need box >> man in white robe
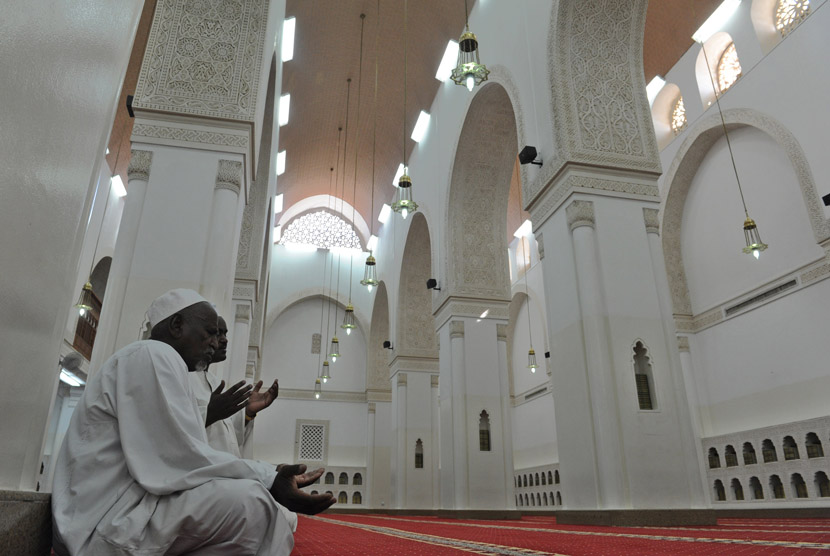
[52,289,334,555]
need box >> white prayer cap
[146,288,210,328]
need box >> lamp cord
[370,0,379,243]
[403,0,408,168]
[514,160,533,350]
[348,14,366,302]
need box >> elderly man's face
[212,316,229,363]
[178,302,220,372]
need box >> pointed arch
[368,281,391,392]
[396,213,437,357]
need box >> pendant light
[361,1,382,293]
[450,0,490,91]
[695,3,768,259]
[314,378,322,399]
[328,336,340,362]
[391,0,419,220]
[341,303,357,335]
[321,360,331,383]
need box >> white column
[497,324,516,509]
[226,301,252,385]
[366,403,376,508]
[567,199,627,508]
[449,321,468,508]
[200,160,243,319]
[394,373,407,509]
[430,374,440,509]
[91,151,153,374]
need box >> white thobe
[189,370,298,531]
[51,340,293,556]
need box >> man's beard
[194,360,209,373]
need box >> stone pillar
[430,375,440,509]
[393,372,407,509]
[200,160,244,319]
[226,301,253,386]
[446,320,468,508]
[366,402,376,508]
[566,199,626,508]
[496,323,516,509]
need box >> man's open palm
[246,379,279,416]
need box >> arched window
[783,436,800,460]
[338,491,348,504]
[536,493,541,506]
[353,473,363,485]
[805,432,824,458]
[762,439,778,463]
[743,442,757,465]
[671,95,687,135]
[708,447,721,469]
[541,473,546,486]
[714,480,726,501]
[516,495,521,507]
[352,492,362,505]
[415,439,424,469]
[325,491,333,497]
[555,470,560,484]
[524,494,529,506]
[716,43,742,95]
[633,341,655,410]
[531,494,535,507]
[535,473,540,486]
[479,410,491,451]
[749,476,764,500]
[725,445,738,467]
[556,492,562,505]
[775,0,810,36]
[792,473,808,498]
[543,492,548,506]
[338,472,348,485]
[311,490,319,495]
[550,492,555,505]
[548,471,553,484]
[731,478,744,501]
[815,471,830,497]
[770,475,785,499]
[523,475,527,488]
[324,472,334,484]
[279,210,362,250]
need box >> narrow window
[311,490,319,495]
[479,410,491,451]
[516,495,520,507]
[524,493,529,506]
[415,439,424,469]
[783,436,800,460]
[670,95,687,135]
[749,476,764,500]
[338,472,348,485]
[633,341,655,410]
[762,439,778,463]
[815,471,830,497]
[541,473,546,485]
[544,492,548,506]
[536,493,541,506]
[556,492,562,505]
[708,447,721,469]
[550,491,555,505]
[714,480,726,501]
[725,445,738,467]
[338,491,348,504]
[324,472,334,484]
[792,473,808,498]
[555,470,560,484]
[352,491,362,504]
[770,475,785,499]
[716,42,742,95]
[523,475,527,488]
[535,473,540,486]
[743,442,757,465]
[548,471,553,484]
[353,473,363,485]
[731,478,744,501]
[805,432,824,458]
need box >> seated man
[52,289,334,555]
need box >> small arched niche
[695,32,742,108]
[652,83,686,150]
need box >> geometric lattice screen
[295,419,329,465]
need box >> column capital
[127,149,153,182]
[496,323,509,341]
[677,335,690,352]
[235,302,252,323]
[566,199,595,231]
[431,375,439,388]
[536,231,545,260]
[450,320,465,339]
[368,402,376,414]
[215,159,242,194]
[643,207,660,235]
[397,373,407,387]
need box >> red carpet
[292,514,830,555]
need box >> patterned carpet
[292,514,830,555]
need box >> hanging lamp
[74,282,95,316]
[450,0,490,91]
[314,378,322,399]
[329,336,340,362]
[695,3,768,259]
[360,255,379,292]
[527,348,539,371]
[321,360,330,383]
[341,303,357,335]
[391,0,419,220]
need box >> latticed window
[783,436,800,460]
[279,210,361,250]
[775,0,810,36]
[708,447,721,469]
[415,439,424,469]
[714,480,726,501]
[324,472,334,485]
[743,442,757,465]
[725,445,738,467]
[770,475,785,499]
[479,410,491,451]
[792,473,808,498]
[816,471,830,497]
[731,478,744,501]
[762,439,778,462]
[352,491,362,504]
[353,473,362,486]
[805,432,824,458]
[338,472,348,485]
[338,491,348,504]
[633,342,655,410]
[298,423,325,461]
[670,96,687,135]
[717,43,742,95]
[750,476,764,500]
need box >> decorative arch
[277,194,371,246]
[661,108,830,317]
[264,288,369,339]
[446,82,518,301]
[89,256,112,299]
[367,281,391,392]
[396,213,437,357]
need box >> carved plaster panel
[397,373,407,387]
[431,375,439,388]
[133,0,269,123]
[643,207,660,235]
[566,200,595,231]
[368,402,376,414]
[662,108,830,319]
[235,303,252,322]
[496,323,508,341]
[389,356,440,376]
[281,389,367,403]
[543,0,659,209]
[398,215,439,358]
[535,232,545,260]
[232,280,256,301]
[434,298,510,330]
[449,320,465,339]
[677,335,690,352]
[215,159,242,193]
[131,122,249,149]
[127,149,153,182]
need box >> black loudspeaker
[426,278,441,290]
[823,193,830,206]
[383,340,393,349]
[519,145,542,166]
[126,95,135,118]
[544,351,551,358]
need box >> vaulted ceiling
[108,0,723,235]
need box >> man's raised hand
[270,464,335,515]
[246,379,279,417]
[205,380,252,427]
